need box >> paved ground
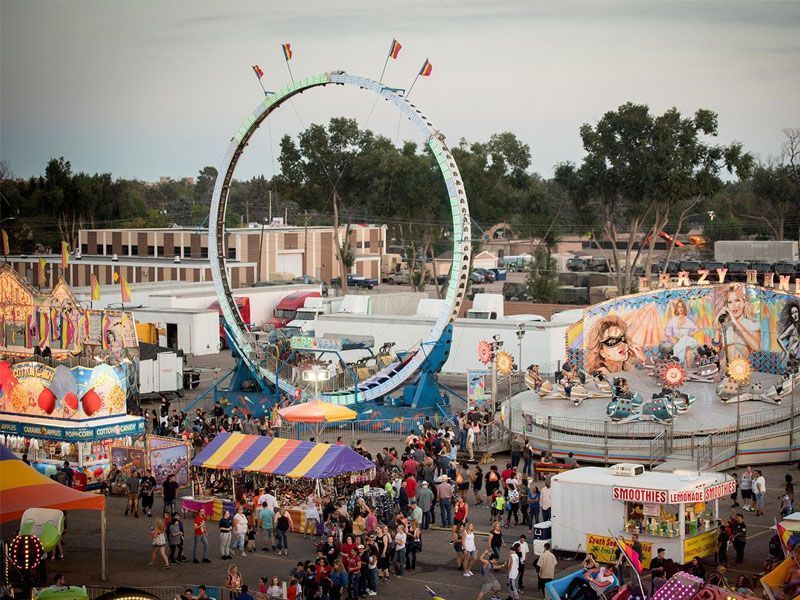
[4,454,795,599]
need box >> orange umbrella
[278,399,357,423]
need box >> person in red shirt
[192,509,210,563]
[501,464,515,485]
[405,474,418,501]
[346,547,362,600]
[403,456,419,478]
[341,534,357,558]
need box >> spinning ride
[209,72,471,405]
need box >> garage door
[275,253,303,277]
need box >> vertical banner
[467,370,488,407]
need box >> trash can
[490,268,507,281]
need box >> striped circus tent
[190,432,373,479]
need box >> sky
[2,0,799,182]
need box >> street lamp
[302,367,331,402]
[515,323,526,370]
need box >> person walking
[488,522,504,560]
[258,501,274,551]
[517,535,530,591]
[148,518,171,569]
[125,468,140,518]
[406,520,421,572]
[731,513,747,564]
[437,476,454,528]
[537,543,558,596]
[275,506,293,556]
[507,542,521,600]
[416,481,434,530]
[740,467,754,511]
[168,512,186,564]
[225,564,242,600]
[472,465,484,506]
[139,469,157,518]
[753,470,767,516]
[163,474,179,515]
[505,483,520,528]
[717,520,729,565]
[462,522,477,577]
[219,509,233,560]
[522,439,534,477]
[192,508,211,564]
[510,436,523,470]
[476,550,503,600]
[393,524,407,578]
[232,506,248,556]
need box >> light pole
[303,366,331,402]
[515,323,526,371]
[490,335,503,414]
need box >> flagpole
[285,60,295,85]
[378,54,390,84]
[405,73,421,99]
[257,78,268,96]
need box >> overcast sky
[2,0,799,182]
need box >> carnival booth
[551,464,735,565]
[0,266,144,489]
[186,432,374,528]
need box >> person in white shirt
[257,489,278,511]
[232,507,249,556]
[516,535,530,591]
[540,481,553,522]
[394,524,407,577]
[753,470,767,516]
[507,542,521,600]
[462,522,477,576]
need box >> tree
[526,245,561,302]
[556,103,752,294]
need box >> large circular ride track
[209,71,471,404]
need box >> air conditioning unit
[174,255,181,263]
[111,254,119,262]
[609,463,645,477]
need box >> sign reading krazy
[703,480,737,501]
[612,486,668,504]
[642,269,800,294]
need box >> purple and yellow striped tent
[190,432,373,479]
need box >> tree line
[1,103,797,297]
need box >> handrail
[649,430,666,469]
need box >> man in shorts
[476,549,503,600]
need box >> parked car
[330,274,377,289]
[503,282,532,301]
[748,261,772,274]
[473,268,496,283]
[470,270,486,284]
[773,262,797,278]
[566,257,589,272]
[678,260,701,275]
[726,261,748,282]
[386,270,431,285]
[702,261,726,273]
[588,257,610,272]
[654,260,680,275]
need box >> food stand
[186,432,374,528]
[551,464,735,565]
[0,266,144,489]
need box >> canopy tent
[279,400,357,423]
[0,444,108,580]
[191,432,373,478]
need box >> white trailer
[139,345,184,397]
[313,301,569,375]
[132,307,220,356]
[551,465,734,565]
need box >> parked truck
[714,240,799,262]
[286,296,345,334]
[466,293,505,320]
[266,290,321,329]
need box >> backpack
[488,471,499,483]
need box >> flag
[1,230,8,256]
[282,43,293,61]
[776,522,800,555]
[252,65,264,80]
[37,308,49,349]
[419,58,432,77]
[61,241,69,269]
[120,272,132,303]
[616,538,643,573]
[38,257,47,287]
[101,311,110,350]
[91,272,101,301]
[388,38,402,59]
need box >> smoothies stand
[551,463,735,565]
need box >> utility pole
[269,189,273,224]
[303,210,309,278]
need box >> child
[490,491,506,524]
[780,492,794,518]
[246,523,257,552]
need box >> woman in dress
[665,299,700,366]
[713,284,760,364]
[148,518,170,568]
[377,525,392,583]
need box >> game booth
[550,464,735,565]
[185,432,374,528]
[0,266,144,489]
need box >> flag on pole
[388,39,402,59]
[777,522,800,555]
[252,65,264,80]
[91,272,101,301]
[419,58,432,77]
[615,537,643,573]
[61,241,69,270]
[38,257,47,287]
[282,43,293,61]
[1,230,9,256]
[120,273,132,303]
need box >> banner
[0,415,144,441]
[467,370,488,405]
[585,533,652,568]
[111,445,146,476]
[146,436,190,489]
[683,529,718,559]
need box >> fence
[86,586,284,600]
